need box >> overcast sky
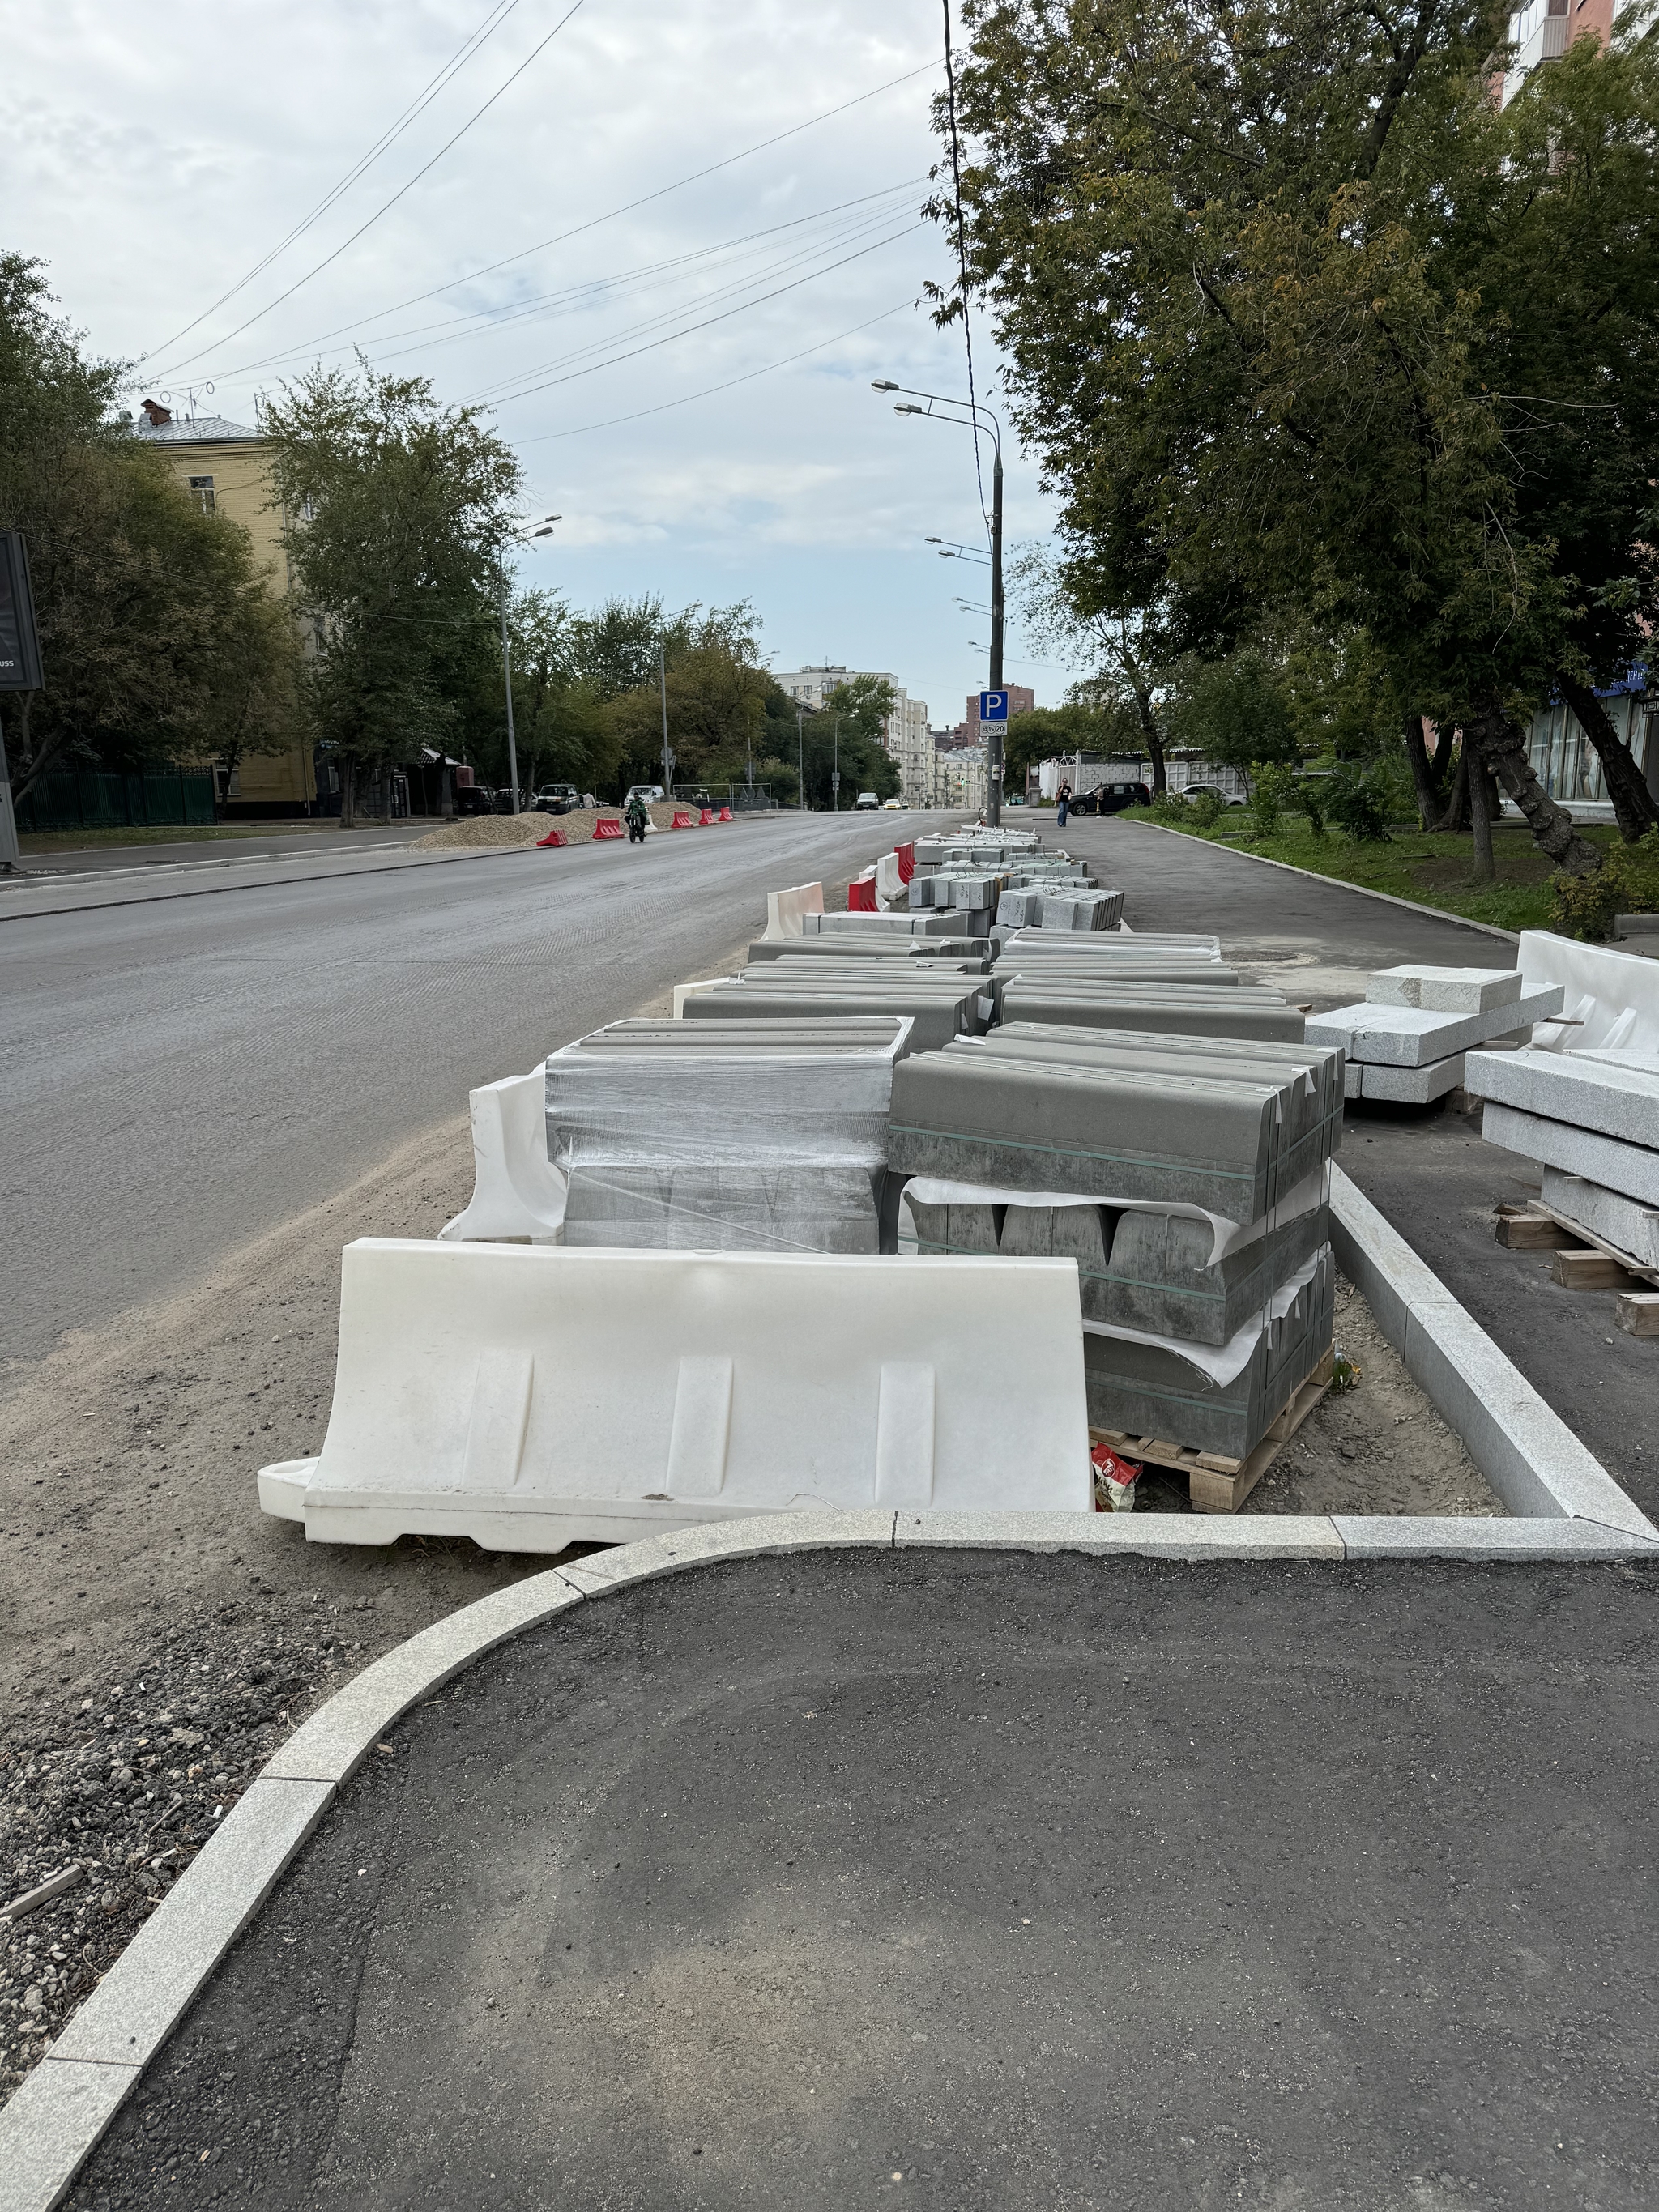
[3,0,1065,727]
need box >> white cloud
[2,0,1058,719]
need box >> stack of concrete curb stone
[886,1016,1344,1457]
[1463,1046,1659,1224]
[681,956,992,1052]
[546,1016,913,1252]
[1307,965,1566,1105]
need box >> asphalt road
[0,812,956,1365]
[69,1549,1659,2212]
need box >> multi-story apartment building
[773,664,940,803]
[1500,0,1623,105]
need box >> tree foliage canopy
[944,1,1659,863]
[0,254,301,799]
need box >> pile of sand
[416,802,719,850]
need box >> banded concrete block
[1352,1053,1465,1106]
[998,982,1304,1044]
[562,1162,883,1254]
[684,982,982,1052]
[889,1053,1307,1221]
[1082,1249,1334,1457]
[1038,888,1124,931]
[997,889,1044,927]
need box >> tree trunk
[1440,740,1469,833]
[1404,714,1444,829]
[339,757,357,831]
[1465,698,1601,876]
[1554,673,1659,843]
[1468,742,1494,881]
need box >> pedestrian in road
[625,791,650,845]
[1056,780,1072,829]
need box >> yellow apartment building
[132,399,317,814]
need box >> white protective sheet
[898,1163,1328,1268]
[1079,1247,1329,1390]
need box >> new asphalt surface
[67,1548,1659,2211]
[0,810,955,1364]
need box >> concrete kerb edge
[1123,819,1521,944]
[8,1447,1658,2206]
[1328,1163,1657,1537]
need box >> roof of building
[131,411,262,445]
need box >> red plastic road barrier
[671,810,697,829]
[698,808,716,825]
[535,827,568,848]
[592,817,625,840]
[894,842,916,884]
[847,874,879,911]
[719,806,733,820]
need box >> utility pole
[832,714,839,811]
[796,706,805,810]
[987,447,1004,828]
[498,556,520,812]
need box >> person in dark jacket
[1056,780,1072,829]
[625,791,650,844]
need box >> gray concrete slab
[1542,1168,1659,1267]
[1367,964,1522,1012]
[1482,1102,1659,1206]
[62,1549,1659,2212]
[1463,1046,1659,1148]
[1308,986,1564,1068]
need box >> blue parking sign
[979,689,1009,722]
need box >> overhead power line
[145,0,530,361]
[153,0,590,378]
[518,296,921,441]
[173,56,942,384]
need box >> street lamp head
[893,403,924,416]
[532,526,556,537]
[924,536,943,543]
[871,380,900,392]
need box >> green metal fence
[15,768,218,834]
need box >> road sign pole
[987,448,1004,826]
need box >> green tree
[941,0,1659,879]
[0,254,301,803]
[262,360,522,825]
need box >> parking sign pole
[987,448,1004,825]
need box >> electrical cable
[174,58,941,383]
[152,0,589,378]
[204,179,924,381]
[461,205,923,406]
[145,0,529,361]
[518,295,920,441]
[472,224,922,411]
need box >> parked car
[1182,782,1247,808]
[454,784,497,816]
[854,791,880,810]
[623,783,666,809]
[1071,780,1152,816]
[531,782,582,814]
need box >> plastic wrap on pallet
[562,1163,884,1254]
[545,1029,904,1171]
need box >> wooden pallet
[1495,1200,1659,1290]
[1091,1345,1337,1515]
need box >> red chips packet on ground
[1090,1440,1142,1514]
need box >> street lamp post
[796,705,805,810]
[499,514,559,812]
[875,383,1005,825]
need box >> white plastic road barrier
[763,881,826,940]
[258,1239,1090,1548]
[1520,927,1659,1055]
[875,851,906,906]
[438,1071,567,1244]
